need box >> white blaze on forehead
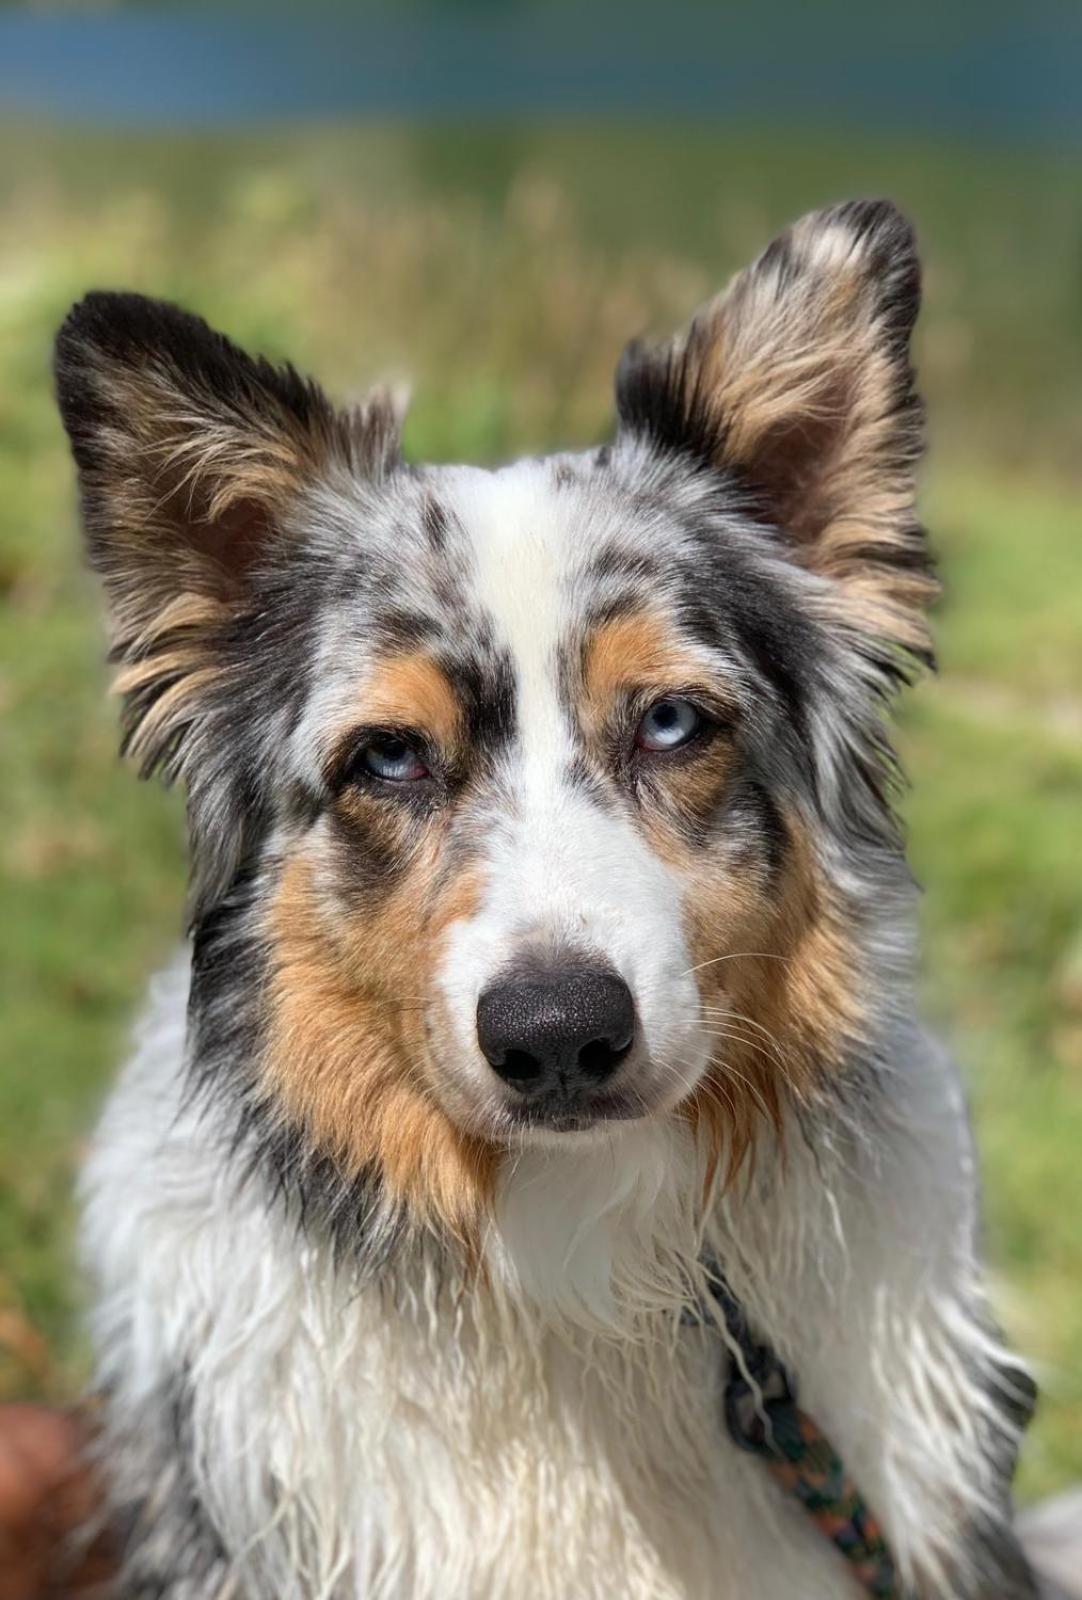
[445,461,579,780]
[434,463,708,1126]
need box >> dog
[54,199,1037,1599]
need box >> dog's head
[56,200,933,1248]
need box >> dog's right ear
[55,292,400,781]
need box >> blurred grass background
[0,119,1079,1501]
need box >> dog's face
[56,200,934,1242]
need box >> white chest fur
[80,961,1017,1600]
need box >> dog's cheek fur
[669,809,862,1183]
[259,837,498,1252]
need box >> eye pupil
[635,696,702,753]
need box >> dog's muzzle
[476,954,636,1129]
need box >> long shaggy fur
[58,200,1036,1599]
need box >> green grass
[0,122,1079,1501]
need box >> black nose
[477,962,635,1096]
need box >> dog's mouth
[501,1085,646,1136]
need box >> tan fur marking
[680,813,861,1184]
[121,667,223,762]
[634,206,937,661]
[582,611,711,721]
[107,590,233,768]
[262,855,496,1248]
[360,653,462,749]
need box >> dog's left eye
[634,697,702,753]
[358,734,430,783]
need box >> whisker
[699,1010,793,1065]
[704,1062,773,1121]
[697,1024,788,1069]
[681,951,792,978]
[700,1006,787,1048]
[665,1049,772,1123]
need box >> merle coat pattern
[55,200,1036,1599]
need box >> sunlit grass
[0,123,1079,1501]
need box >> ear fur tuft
[55,293,403,913]
[616,200,935,671]
[55,292,402,786]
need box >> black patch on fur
[614,337,728,473]
[421,492,451,553]
[188,869,408,1272]
[371,606,444,652]
[565,753,618,812]
[832,198,922,344]
[586,541,661,589]
[736,778,789,878]
[100,1369,233,1599]
[446,644,518,770]
[672,526,820,747]
[240,1109,403,1277]
[326,805,417,904]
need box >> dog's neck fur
[81,955,1034,1600]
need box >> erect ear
[616,200,935,669]
[55,292,401,780]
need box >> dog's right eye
[354,734,430,784]
[634,697,702,753]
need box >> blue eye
[635,697,702,753]
[360,734,429,783]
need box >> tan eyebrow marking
[585,610,698,695]
[359,651,463,745]
[580,609,734,732]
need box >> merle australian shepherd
[54,200,1037,1599]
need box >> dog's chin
[456,1077,702,1153]
[501,1091,648,1148]
[445,1092,651,1152]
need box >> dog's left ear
[616,199,935,667]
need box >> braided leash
[708,1276,908,1600]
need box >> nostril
[499,1048,544,1083]
[576,1036,632,1080]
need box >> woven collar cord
[702,1270,911,1600]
